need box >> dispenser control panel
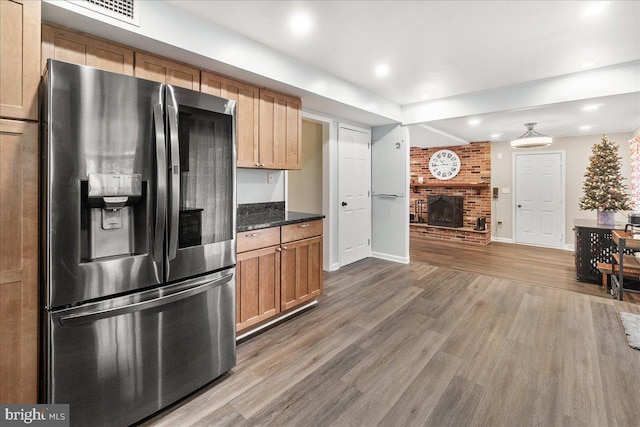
[88,173,142,197]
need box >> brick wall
[410,142,491,244]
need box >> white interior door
[514,152,564,248]
[338,125,371,266]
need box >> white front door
[338,125,371,266]
[514,152,564,248]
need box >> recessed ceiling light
[468,118,481,126]
[583,103,605,111]
[289,12,313,37]
[581,61,597,69]
[580,125,593,131]
[490,133,502,138]
[374,63,390,78]
[584,2,609,17]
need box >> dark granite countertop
[237,202,324,232]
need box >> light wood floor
[410,236,640,303]
[144,239,640,426]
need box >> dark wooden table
[611,229,640,300]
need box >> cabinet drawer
[281,220,322,243]
[237,227,280,253]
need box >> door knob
[342,202,347,207]
[517,204,522,208]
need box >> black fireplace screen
[427,195,463,227]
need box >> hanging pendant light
[511,123,553,148]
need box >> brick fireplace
[410,142,491,244]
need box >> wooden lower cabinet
[236,246,281,333]
[0,120,38,403]
[280,236,323,311]
[236,220,323,333]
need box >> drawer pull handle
[300,224,310,228]
[276,247,282,252]
[282,246,288,250]
[247,233,260,237]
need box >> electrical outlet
[267,172,274,184]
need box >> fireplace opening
[427,195,463,227]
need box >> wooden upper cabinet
[200,71,224,97]
[202,71,260,168]
[259,89,302,170]
[0,119,39,403]
[135,52,200,90]
[41,24,134,76]
[0,0,40,121]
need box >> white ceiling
[423,92,640,146]
[167,0,640,146]
[169,1,638,102]
[50,0,637,146]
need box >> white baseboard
[491,237,514,243]
[330,262,341,271]
[372,251,410,264]
[491,237,574,252]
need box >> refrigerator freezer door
[165,85,237,282]
[43,60,164,308]
[46,269,236,427]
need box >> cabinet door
[0,120,38,402]
[281,236,322,311]
[0,0,40,120]
[236,246,281,332]
[135,52,200,90]
[202,72,260,168]
[259,89,302,170]
[41,24,134,76]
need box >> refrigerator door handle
[167,102,180,260]
[58,273,233,326]
[153,102,167,263]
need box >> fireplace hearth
[427,195,463,227]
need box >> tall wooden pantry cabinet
[0,0,41,403]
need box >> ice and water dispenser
[83,172,147,260]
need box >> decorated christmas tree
[579,135,630,219]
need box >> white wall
[237,169,285,204]
[371,125,410,263]
[491,131,633,247]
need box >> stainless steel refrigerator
[40,59,237,426]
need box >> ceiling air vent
[67,0,139,26]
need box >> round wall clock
[429,149,461,180]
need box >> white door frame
[297,110,339,271]
[511,150,566,248]
[338,122,372,267]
